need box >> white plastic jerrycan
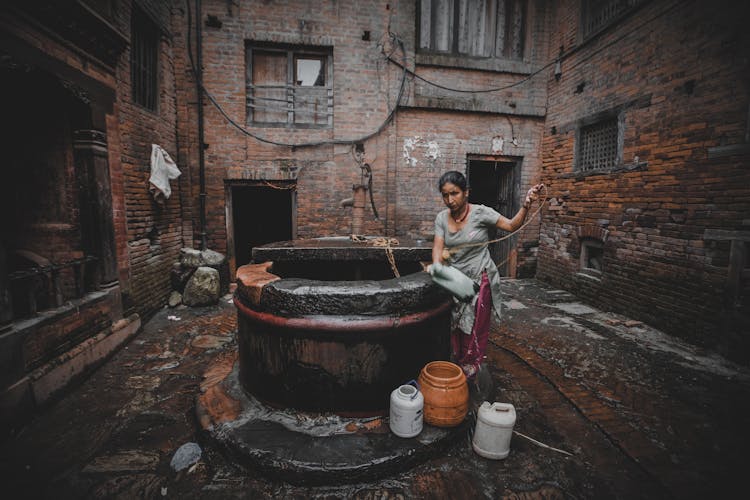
[389,381,424,438]
[472,401,516,459]
[429,262,479,301]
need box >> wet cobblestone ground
[2,279,749,499]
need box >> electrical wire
[503,115,515,141]
[385,0,686,95]
[386,54,556,94]
[186,0,408,149]
[186,0,686,147]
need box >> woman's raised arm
[495,183,544,232]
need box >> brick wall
[0,0,181,423]
[390,110,544,243]
[115,1,183,319]
[538,0,750,359]
[174,0,551,275]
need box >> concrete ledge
[30,314,141,403]
[1,313,140,433]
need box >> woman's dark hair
[438,170,468,192]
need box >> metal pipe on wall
[195,0,207,250]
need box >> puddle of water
[598,317,750,381]
[503,299,527,310]
[124,375,161,390]
[540,316,605,340]
[551,303,599,315]
[150,360,180,372]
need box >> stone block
[168,291,182,308]
[171,263,195,293]
[180,248,203,268]
[183,267,221,307]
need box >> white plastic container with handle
[472,401,516,459]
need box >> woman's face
[440,182,468,212]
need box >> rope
[350,236,401,277]
[442,185,549,262]
[372,237,401,278]
[370,237,399,247]
[262,180,296,190]
[512,430,574,457]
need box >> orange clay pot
[418,361,469,427]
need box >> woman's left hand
[524,183,545,208]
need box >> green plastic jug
[429,262,479,301]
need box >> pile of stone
[169,248,229,307]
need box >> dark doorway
[229,183,295,271]
[466,158,520,276]
[0,66,103,322]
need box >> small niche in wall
[580,237,604,275]
[147,225,161,248]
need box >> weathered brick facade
[174,0,550,276]
[0,0,178,426]
[537,0,750,361]
[115,1,183,319]
[2,0,748,428]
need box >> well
[234,237,451,415]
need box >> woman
[431,170,543,379]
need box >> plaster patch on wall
[425,141,441,160]
[492,136,504,154]
[403,136,441,166]
[403,136,420,167]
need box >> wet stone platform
[1,279,749,499]
[197,354,470,486]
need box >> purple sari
[451,271,492,379]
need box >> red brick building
[0,0,181,426]
[175,0,550,278]
[1,0,748,428]
[537,0,750,363]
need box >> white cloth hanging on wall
[149,144,181,203]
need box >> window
[130,7,159,110]
[581,0,646,39]
[246,45,332,127]
[576,116,621,172]
[418,0,527,59]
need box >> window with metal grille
[418,0,527,60]
[246,44,332,128]
[581,0,646,39]
[130,7,159,111]
[576,118,619,172]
